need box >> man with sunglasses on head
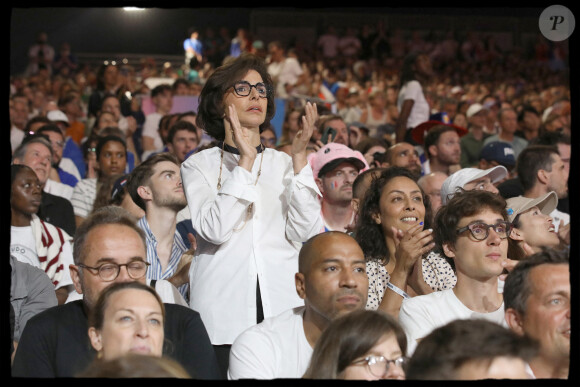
[12,206,220,379]
[398,190,511,356]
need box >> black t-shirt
[12,300,221,379]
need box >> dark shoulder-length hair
[196,53,275,141]
[399,51,424,88]
[303,309,407,379]
[354,166,431,264]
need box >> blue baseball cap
[480,141,516,167]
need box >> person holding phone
[317,114,350,147]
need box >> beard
[153,194,187,212]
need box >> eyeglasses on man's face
[78,260,150,282]
[456,220,512,241]
[351,355,407,378]
[232,81,269,98]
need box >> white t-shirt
[10,225,74,290]
[228,306,313,380]
[142,112,164,159]
[398,288,507,355]
[397,80,430,130]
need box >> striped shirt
[137,216,189,301]
[71,178,97,218]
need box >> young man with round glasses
[398,189,511,355]
[12,206,220,379]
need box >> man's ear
[442,242,456,258]
[88,327,103,352]
[295,273,306,300]
[428,145,438,159]
[505,308,525,336]
[537,169,549,185]
[166,143,174,154]
[136,185,152,201]
[70,264,83,295]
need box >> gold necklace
[217,141,265,231]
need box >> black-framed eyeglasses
[456,220,513,241]
[351,355,407,378]
[260,137,276,145]
[78,261,150,282]
[231,81,269,98]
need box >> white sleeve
[403,81,422,102]
[283,163,323,242]
[152,280,188,307]
[142,115,159,138]
[181,160,257,245]
[227,327,277,380]
[398,297,434,356]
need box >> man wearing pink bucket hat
[308,143,369,233]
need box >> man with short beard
[422,124,464,175]
[309,143,368,233]
[127,152,193,302]
[385,142,423,177]
[228,232,368,379]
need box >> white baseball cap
[47,110,70,126]
[440,166,507,204]
[466,103,488,118]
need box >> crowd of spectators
[10,20,571,381]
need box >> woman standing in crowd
[180,53,322,376]
[395,52,432,144]
[303,309,407,380]
[355,167,455,318]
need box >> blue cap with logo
[479,141,516,167]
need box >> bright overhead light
[123,7,145,11]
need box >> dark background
[10,6,552,76]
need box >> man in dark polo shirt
[12,206,220,379]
